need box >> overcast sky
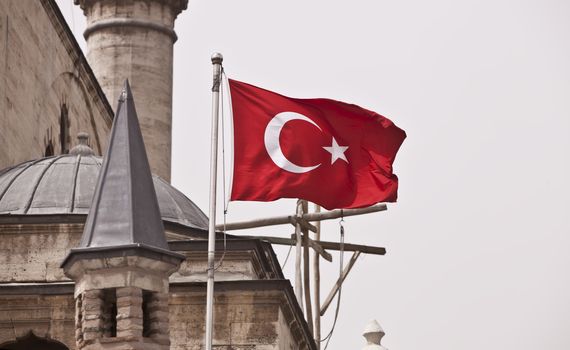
[58,1,570,349]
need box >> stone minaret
[61,81,184,350]
[74,0,189,182]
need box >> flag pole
[295,199,304,310]
[205,52,223,350]
[313,203,322,349]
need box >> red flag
[229,79,406,210]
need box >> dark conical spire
[78,80,169,250]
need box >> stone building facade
[0,0,112,168]
[0,1,316,349]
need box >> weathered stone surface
[117,307,143,320]
[0,0,112,170]
[116,287,143,298]
[0,294,75,349]
[0,224,82,282]
[117,318,143,330]
[78,0,188,182]
[117,298,143,308]
[0,223,210,284]
[84,290,104,299]
[171,253,260,283]
[169,289,309,350]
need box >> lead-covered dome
[0,153,208,232]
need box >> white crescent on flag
[263,111,322,173]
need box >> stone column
[80,290,105,342]
[116,287,144,338]
[75,0,188,182]
[146,292,171,345]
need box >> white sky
[58,1,570,349]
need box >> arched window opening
[0,332,69,350]
[44,141,54,157]
[59,103,70,154]
[101,288,117,337]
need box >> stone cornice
[84,18,178,42]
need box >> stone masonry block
[83,318,103,329]
[117,296,142,306]
[83,313,102,321]
[83,290,104,299]
[82,329,101,341]
[116,287,143,298]
[116,328,143,338]
[117,317,143,330]
[117,306,143,319]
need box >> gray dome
[0,154,208,231]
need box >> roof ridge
[23,156,66,214]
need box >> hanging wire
[221,69,235,212]
[280,239,295,270]
[319,214,345,349]
[220,67,229,217]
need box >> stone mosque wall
[0,0,112,170]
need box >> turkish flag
[229,79,406,210]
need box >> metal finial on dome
[362,320,387,350]
[69,132,95,156]
[119,82,129,101]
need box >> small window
[59,104,70,154]
[75,294,83,342]
[142,290,152,337]
[44,141,54,157]
[102,289,117,338]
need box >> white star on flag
[323,137,349,164]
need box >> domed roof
[0,154,208,231]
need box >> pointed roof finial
[120,80,129,101]
[70,132,95,156]
[62,80,183,268]
[362,320,387,350]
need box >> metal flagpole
[294,199,304,310]
[302,200,313,335]
[205,52,223,350]
[313,203,321,349]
